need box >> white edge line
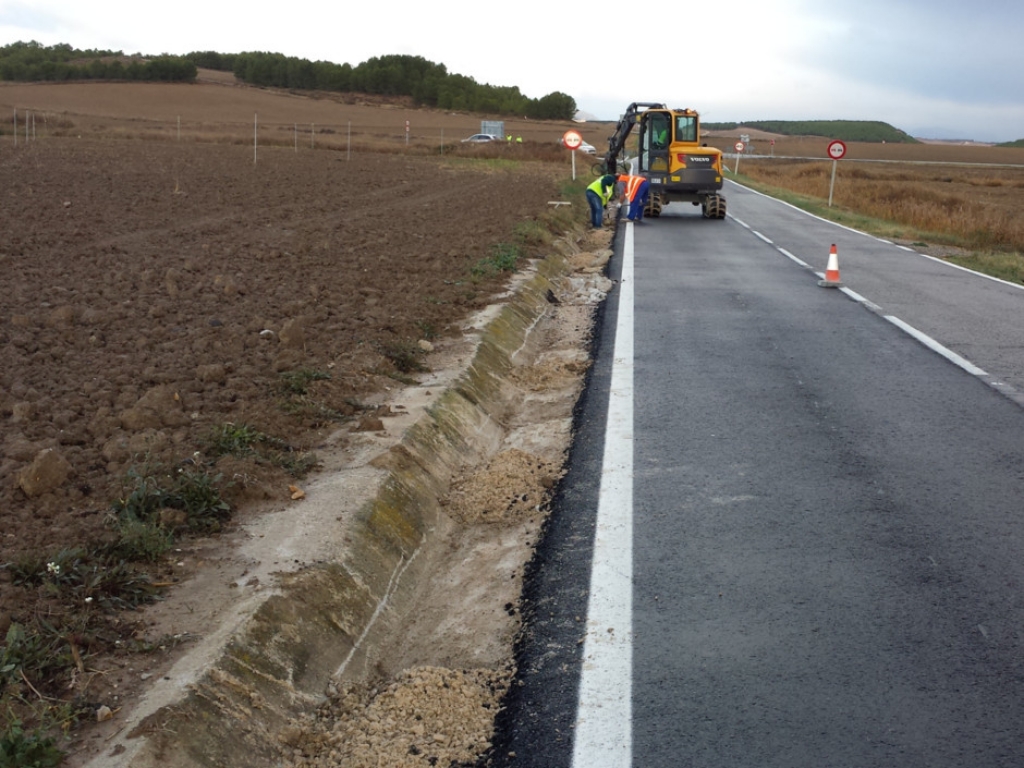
[777,248,809,268]
[884,316,989,376]
[839,286,883,313]
[572,223,634,768]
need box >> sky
[2,0,1023,142]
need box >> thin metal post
[828,160,838,207]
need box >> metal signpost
[734,141,745,174]
[827,140,847,207]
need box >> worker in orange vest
[616,173,651,222]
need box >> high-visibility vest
[617,174,646,202]
[587,177,614,205]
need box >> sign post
[733,141,745,174]
[562,130,584,180]
[827,140,847,207]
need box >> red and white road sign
[562,130,583,150]
[828,140,847,160]
[734,141,745,153]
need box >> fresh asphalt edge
[485,221,625,768]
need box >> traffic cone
[818,244,843,288]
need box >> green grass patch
[945,251,1024,283]
[471,242,522,277]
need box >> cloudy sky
[2,0,1022,142]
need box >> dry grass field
[706,129,1024,274]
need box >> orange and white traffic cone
[818,244,843,288]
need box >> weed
[471,242,521,277]
[415,320,438,340]
[98,509,174,562]
[513,220,552,247]
[204,422,278,457]
[278,398,347,428]
[0,623,67,694]
[207,421,323,475]
[376,339,427,374]
[113,462,231,535]
[279,369,331,396]
[9,549,159,611]
[0,719,63,768]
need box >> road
[490,181,1024,767]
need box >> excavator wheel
[703,194,727,220]
[646,194,664,218]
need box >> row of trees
[222,52,575,120]
[704,119,919,144]
[0,41,196,82]
[0,42,577,121]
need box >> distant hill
[702,120,918,144]
[997,139,1024,148]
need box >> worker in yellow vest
[616,173,651,222]
[586,175,616,228]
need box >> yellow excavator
[599,102,726,219]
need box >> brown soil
[0,76,611,766]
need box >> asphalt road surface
[489,182,1024,768]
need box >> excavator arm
[601,102,665,176]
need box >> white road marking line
[884,315,989,376]
[778,248,810,268]
[754,230,774,244]
[837,286,883,312]
[572,224,635,768]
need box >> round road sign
[828,140,847,160]
[562,130,583,150]
[734,141,745,153]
